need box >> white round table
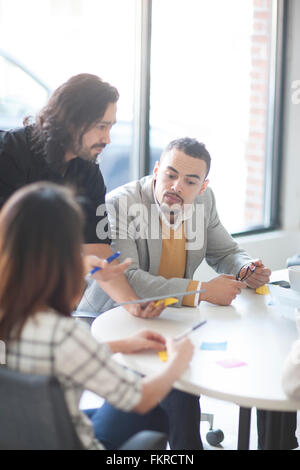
[91,271,300,449]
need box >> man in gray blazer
[78,137,271,449]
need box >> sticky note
[256,285,270,295]
[200,341,228,351]
[154,297,178,307]
[158,351,168,362]
[216,358,247,368]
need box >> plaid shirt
[6,310,142,450]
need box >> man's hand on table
[238,259,271,289]
[125,301,166,319]
[200,275,246,306]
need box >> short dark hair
[26,73,119,172]
[0,182,85,340]
[161,137,211,176]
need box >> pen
[89,251,121,275]
[174,320,207,341]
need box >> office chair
[0,367,167,450]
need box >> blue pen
[89,251,121,275]
[174,320,207,341]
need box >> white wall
[194,230,300,281]
[195,0,300,281]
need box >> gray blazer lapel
[185,200,206,277]
[140,176,162,275]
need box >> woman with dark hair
[0,182,194,450]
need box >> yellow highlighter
[154,297,178,307]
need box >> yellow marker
[158,351,168,362]
[256,285,270,295]
[154,297,178,307]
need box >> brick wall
[244,0,273,228]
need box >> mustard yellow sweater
[157,222,199,307]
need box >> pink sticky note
[216,358,247,368]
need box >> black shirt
[0,127,110,244]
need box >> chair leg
[200,412,214,429]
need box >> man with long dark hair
[0,74,163,318]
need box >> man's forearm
[97,273,139,303]
[125,268,191,305]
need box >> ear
[153,161,160,179]
[199,179,209,195]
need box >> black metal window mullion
[131,0,152,180]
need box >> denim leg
[83,402,168,450]
[256,409,298,449]
[160,389,203,450]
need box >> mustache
[163,191,184,204]
[91,143,106,150]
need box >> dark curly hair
[24,73,119,173]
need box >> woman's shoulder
[21,310,89,343]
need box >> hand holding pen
[165,336,195,373]
[158,320,207,365]
[85,251,132,282]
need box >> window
[0,0,136,191]
[0,0,284,234]
[0,51,50,129]
[149,0,283,234]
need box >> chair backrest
[0,367,83,450]
[119,431,167,450]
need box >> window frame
[134,0,287,237]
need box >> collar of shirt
[152,180,194,231]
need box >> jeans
[257,409,298,450]
[160,389,203,450]
[84,402,168,450]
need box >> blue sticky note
[200,341,228,351]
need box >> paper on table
[268,284,300,321]
[200,341,228,351]
[216,358,247,368]
[158,351,168,362]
